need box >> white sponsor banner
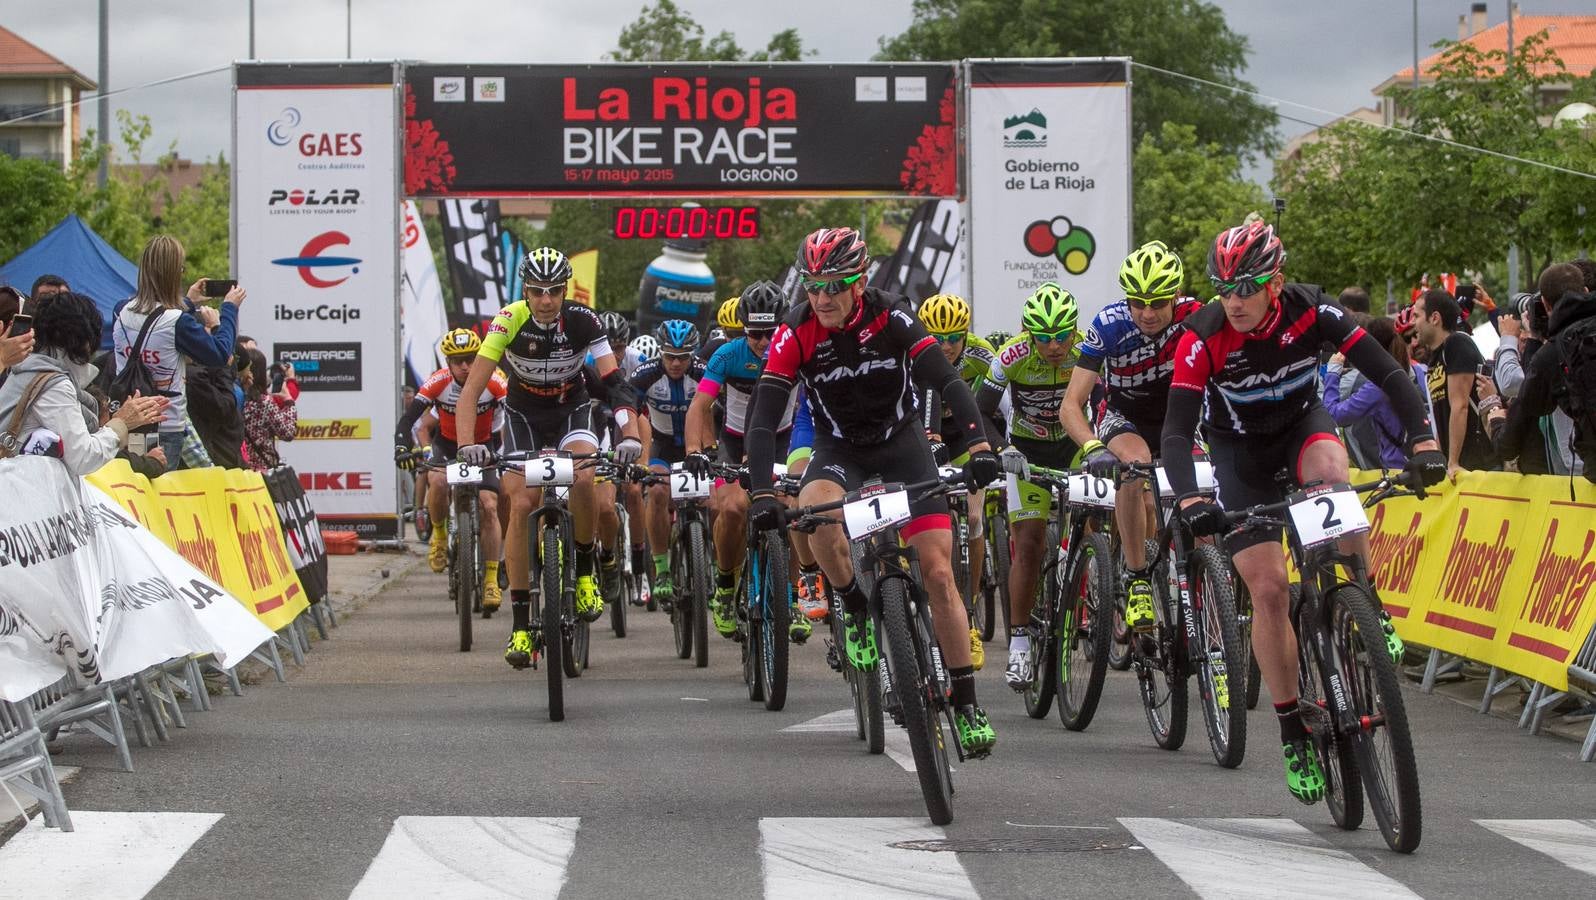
[966,60,1131,334]
[0,457,273,702]
[400,200,449,385]
[234,74,401,538]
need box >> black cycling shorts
[650,426,687,467]
[429,435,503,492]
[801,426,949,538]
[1095,405,1161,448]
[502,401,599,455]
[1209,405,1342,555]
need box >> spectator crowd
[0,234,297,478]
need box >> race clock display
[612,205,760,240]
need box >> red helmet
[1207,221,1285,290]
[797,227,869,278]
[1394,304,1418,335]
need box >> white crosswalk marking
[759,817,979,900]
[1119,817,1421,900]
[1477,819,1596,878]
[0,810,221,900]
[783,708,918,773]
[347,816,580,900]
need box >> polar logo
[267,107,301,146]
[271,231,362,288]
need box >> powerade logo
[267,107,301,146]
[272,231,361,288]
[277,342,361,391]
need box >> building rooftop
[0,24,96,89]
[1388,15,1596,86]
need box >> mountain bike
[786,471,966,825]
[595,461,649,639]
[656,464,714,667]
[1222,470,1425,853]
[413,452,499,653]
[730,463,799,712]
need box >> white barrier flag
[0,457,273,702]
[401,200,449,386]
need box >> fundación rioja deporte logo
[1022,216,1096,276]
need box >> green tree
[877,0,1279,162]
[0,155,74,264]
[159,156,232,286]
[609,0,745,62]
[1132,123,1267,296]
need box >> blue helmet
[655,318,701,353]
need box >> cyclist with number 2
[454,247,643,670]
[1160,222,1446,805]
[745,227,1003,758]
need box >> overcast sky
[7,0,1591,185]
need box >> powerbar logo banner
[0,456,273,702]
[234,67,400,538]
[966,60,1131,333]
[403,63,957,197]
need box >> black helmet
[738,280,787,330]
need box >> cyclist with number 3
[745,228,1003,758]
[1060,242,1202,633]
[454,248,643,670]
[1160,222,1445,805]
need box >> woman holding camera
[241,348,297,471]
[112,235,247,469]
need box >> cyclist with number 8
[745,227,1002,758]
[395,329,508,611]
[1060,241,1202,633]
[453,247,643,670]
[1161,221,1445,805]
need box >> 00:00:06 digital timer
[612,205,761,240]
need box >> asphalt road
[6,560,1595,899]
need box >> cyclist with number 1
[745,227,1003,758]
[1161,221,1445,805]
[394,329,508,611]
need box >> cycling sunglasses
[523,283,567,297]
[803,272,864,295]
[1210,273,1272,299]
[1126,296,1174,311]
[932,331,966,344]
[662,350,695,360]
[744,328,776,341]
[1030,330,1072,345]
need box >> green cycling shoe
[788,603,812,644]
[1283,739,1327,805]
[843,611,878,671]
[1379,609,1404,665]
[651,572,675,611]
[574,575,605,623]
[505,629,533,670]
[710,586,738,638]
[954,705,996,759]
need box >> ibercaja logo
[1022,216,1096,276]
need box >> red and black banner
[403,64,957,198]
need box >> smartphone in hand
[7,313,32,337]
[202,279,237,299]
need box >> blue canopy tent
[0,214,137,349]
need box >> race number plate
[669,464,711,500]
[446,462,483,486]
[843,486,912,540]
[1070,472,1116,509]
[1156,459,1217,496]
[1287,483,1369,548]
[524,452,575,486]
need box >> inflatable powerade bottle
[637,232,717,335]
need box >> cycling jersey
[396,368,507,445]
[630,357,707,442]
[977,335,1080,443]
[480,300,611,408]
[699,337,795,437]
[747,287,987,496]
[1162,282,1435,498]
[1077,297,1201,426]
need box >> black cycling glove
[964,450,1000,490]
[1179,500,1229,537]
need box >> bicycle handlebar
[1221,469,1423,529]
[781,471,962,533]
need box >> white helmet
[628,334,660,362]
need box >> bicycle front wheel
[1330,582,1422,853]
[760,533,791,712]
[458,496,480,652]
[1057,532,1112,731]
[1140,550,1187,751]
[880,574,954,826]
[1023,520,1062,719]
[610,503,629,638]
[540,525,564,723]
[989,516,1012,638]
[1189,544,1246,768]
[689,520,711,669]
[1295,585,1362,833]
[670,531,692,660]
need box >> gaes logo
[1022,216,1096,276]
[271,231,362,288]
[266,107,301,146]
[1003,108,1047,148]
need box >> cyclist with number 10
[1161,221,1446,805]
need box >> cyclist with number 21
[744,227,1003,759]
[1160,221,1446,805]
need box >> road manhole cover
[890,838,1137,853]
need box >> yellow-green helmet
[1020,283,1078,336]
[918,293,971,334]
[717,296,743,330]
[439,328,481,358]
[1119,240,1184,300]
